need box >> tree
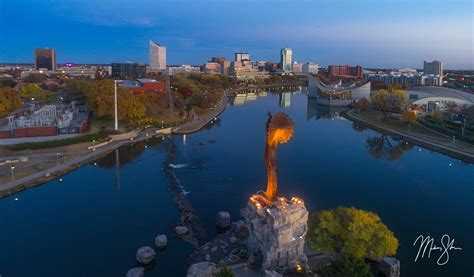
[23,73,47,83]
[371,88,408,120]
[0,87,21,115]
[366,135,413,161]
[307,206,398,260]
[19,84,53,102]
[214,267,235,277]
[316,256,372,277]
[0,78,17,88]
[354,98,369,112]
[433,110,443,125]
[401,110,417,123]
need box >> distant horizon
[0,60,472,71]
[0,0,472,70]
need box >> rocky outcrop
[379,257,400,277]
[126,267,144,277]
[175,226,189,236]
[186,262,217,277]
[216,211,231,229]
[241,194,309,272]
[155,234,168,249]
[136,246,156,264]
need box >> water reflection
[366,134,414,161]
[279,92,291,108]
[95,138,162,168]
[306,97,350,120]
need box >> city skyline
[0,0,472,69]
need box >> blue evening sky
[0,0,472,69]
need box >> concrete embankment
[345,110,474,163]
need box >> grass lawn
[6,132,109,151]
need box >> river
[0,89,472,276]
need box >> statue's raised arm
[265,112,294,201]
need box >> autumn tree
[371,88,408,120]
[19,84,53,102]
[401,110,417,123]
[354,98,369,112]
[307,206,398,260]
[23,73,47,83]
[0,87,22,115]
[433,110,443,125]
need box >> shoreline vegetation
[0,81,304,198]
[345,110,474,163]
[2,81,473,197]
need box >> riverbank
[0,82,304,198]
[345,110,474,163]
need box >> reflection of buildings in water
[279,92,291,108]
[306,97,350,120]
[231,91,267,106]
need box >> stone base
[241,193,308,273]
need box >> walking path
[346,110,474,162]
[0,82,304,197]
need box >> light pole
[114,80,122,131]
[56,152,61,166]
[10,166,15,181]
[161,120,164,129]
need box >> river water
[0,90,473,276]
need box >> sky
[0,0,473,69]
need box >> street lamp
[56,152,61,166]
[114,80,123,131]
[161,120,164,129]
[10,166,15,181]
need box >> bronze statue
[265,112,294,201]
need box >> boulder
[216,211,231,228]
[175,226,189,236]
[187,262,217,277]
[264,269,282,277]
[379,257,400,277]
[155,234,168,249]
[126,267,144,277]
[136,246,156,264]
[231,220,249,239]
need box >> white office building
[149,40,166,71]
[280,48,293,71]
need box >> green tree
[0,78,17,88]
[316,256,372,277]
[214,267,235,277]
[307,206,398,260]
[371,88,408,120]
[0,87,22,115]
[19,84,53,102]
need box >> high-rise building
[220,61,231,75]
[235,52,250,62]
[423,60,443,76]
[280,48,293,71]
[149,40,166,71]
[34,48,56,71]
[111,63,146,79]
